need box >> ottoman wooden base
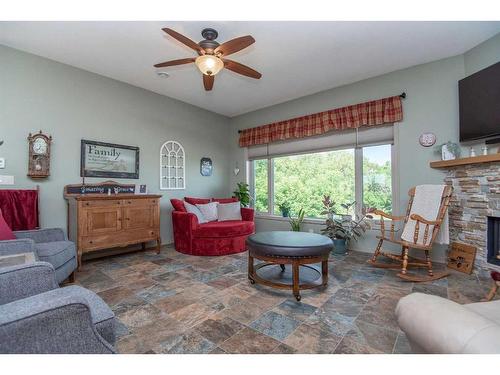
[248,253,329,301]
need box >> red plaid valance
[239,95,403,147]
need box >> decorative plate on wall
[200,157,213,176]
[419,132,436,147]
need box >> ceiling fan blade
[154,58,195,68]
[203,74,214,91]
[214,36,255,56]
[223,59,262,79]
[162,28,205,54]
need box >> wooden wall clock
[27,130,52,179]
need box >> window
[363,144,392,214]
[273,149,355,218]
[253,159,269,212]
[250,144,393,219]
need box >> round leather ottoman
[246,231,333,301]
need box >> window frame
[248,139,398,222]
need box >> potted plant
[340,201,356,221]
[289,208,305,231]
[321,195,335,220]
[320,195,372,254]
[435,141,461,161]
[277,201,291,217]
[321,216,350,253]
[233,182,251,207]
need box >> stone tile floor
[76,246,496,354]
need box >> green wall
[0,45,231,244]
[464,32,500,75]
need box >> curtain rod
[237,92,407,133]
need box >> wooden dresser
[64,182,161,267]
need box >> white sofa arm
[396,293,500,354]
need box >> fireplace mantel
[430,153,500,168]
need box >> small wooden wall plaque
[447,242,476,274]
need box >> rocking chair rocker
[367,185,453,282]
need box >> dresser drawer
[123,198,159,206]
[81,229,159,252]
[80,199,122,208]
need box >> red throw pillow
[170,199,187,212]
[184,197,211,205]
[212,197,239,203]
[0,209,15,240]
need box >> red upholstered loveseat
[170,197,255,256]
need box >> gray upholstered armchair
[0,262,116,354]
[0,227,77,284]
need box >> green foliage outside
[362,157,392,214]
[253,149,391,218]
[253,159,269,212]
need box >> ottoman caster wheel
[280,264,285,272]
[249,279,255,284]
[295,295,301,301]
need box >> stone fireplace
[444,161,500,273]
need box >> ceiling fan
[154,27,262,91]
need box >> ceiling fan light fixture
[195,55,224,76]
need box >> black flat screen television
[459,61,500,142]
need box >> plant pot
[281,210,290,218]
[332,238,347,255]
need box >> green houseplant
[233,182,251,207]
[320,195,373,254]
[289,208,305,231]
[277,201,291,217]
[434,141,461,160]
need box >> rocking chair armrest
[372,210,403,239]
[372,210,405,221]
[410,214,440,226]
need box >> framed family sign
[81,139,140,179]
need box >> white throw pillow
[217,202,242,221]
[184,202,207,224]
[196,202,219,222]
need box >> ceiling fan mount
[201,28,218,41]
[154,27,261,91]
[199,28,220,52]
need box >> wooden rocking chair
[367,185,453,282]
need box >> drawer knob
[128,201,132,204]
[89,240,93,244]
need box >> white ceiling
[1,21,499,117]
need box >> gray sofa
[0,262,116,354]
[0,228,77,284]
